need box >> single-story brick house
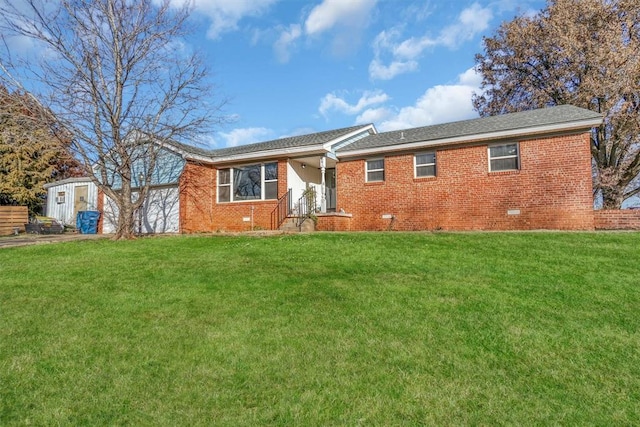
[46,105,606,232]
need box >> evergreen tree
[0,86,81,215]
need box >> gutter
[212,146,329,164]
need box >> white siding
[102,186,180,234]
[287,161,322,210]
[45,180,98,225]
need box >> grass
[1,232,639,425]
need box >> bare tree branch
[474,0,640,209]
[0,0,228,238]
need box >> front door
[74,185,88,218]
[325,168,336,211]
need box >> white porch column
[320,156,326,213]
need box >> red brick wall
[315,213,353,231]
[336,133,595,231]
[179,159,288,232]
[179,161,215,233]
[594,209,640,230]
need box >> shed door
[74,185,88,218]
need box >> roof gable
[210,124,374,161]
[160,124,376,163]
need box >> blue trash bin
[76,211,101,234]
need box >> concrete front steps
[279,217,315,232]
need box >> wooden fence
[0,206,28,236]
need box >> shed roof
[43,176,94,189]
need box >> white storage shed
[44,177,99,226]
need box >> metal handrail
[296,194,308,227]
[296,187,316,227]
[270,188,292,230]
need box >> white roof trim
[172,148,214,164]
[149,140,214,164]
[323,124,377,151]
[213,146,329,164]
[337,118,602,158]
[43,176,95,189]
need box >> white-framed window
[263,162,278,199]
[218,169,231,203]
[56,192,66,204]
[489,143,519,171]
[217,162,278,203]
[366,158,385,182]
[415,152,436,177]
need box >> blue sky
[181,0,546,148]
[3,0,545,149]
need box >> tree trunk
[114,181,136,239]
[601,188,624,210]
[114,203,136,239]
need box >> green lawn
[1,232,639,425]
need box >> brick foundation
[594,209,640,230]
[315,213,353,231]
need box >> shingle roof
[162,139,213,158]
[161,124,373,161]
[338,105,602,153]
[211,124,371,157]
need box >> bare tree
[474,0,640,209]
[0,0,224,238]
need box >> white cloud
[319,90,390,117]
[438,3,493,48]
[248,0,377,62]
[355,107,393,125]
[180,0,279,39]
[368,58,418,81]
[373,67,483,131]
[216,127,273,147]
[394,36,437,59]
[369,3,493,80]
[368,28,421,80]
[273,24,302,63]
[4,34,40,56]
[458,67,483,87]
[305,0,377,36]
[301,0,379,58]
